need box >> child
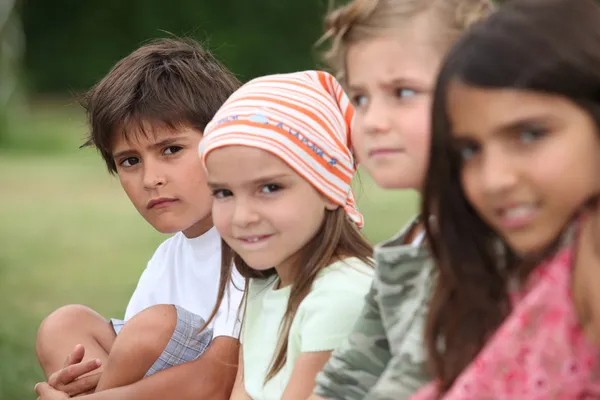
[310,0,494,399]
[198,70,375,400]
[34,38,244,400]
[410,0,600,397]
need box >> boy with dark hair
[34,37,243,400]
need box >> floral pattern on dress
[410,246,600,400]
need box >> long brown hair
[202,207,373,382]
[422,0,600,394]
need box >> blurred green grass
[0,100,417,399]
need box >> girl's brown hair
[422,0,600,395]
[202,207,373,382]
[320,0,494,84]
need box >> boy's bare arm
[103,336,238,400]
[37,337,239,400]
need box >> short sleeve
[313,280,390,399]
[123,242,168,321]
[212,267,246,339]
[298,265,373,352]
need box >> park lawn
[0,102,417,399]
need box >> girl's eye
[519,127,546,144]
[352,94,368,108]
[261,184,281,194]
[458,143,481,161]
[212,189,233,199]
[396,88,417,98]
[164,146,183,155]
[120,157,139,167]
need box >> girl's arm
[281,351,333,400]
[229,347,251,400]
[310,282,391,400]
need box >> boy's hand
[47,345,102,396]
[35,382,71,400]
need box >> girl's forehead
[346,34,441,85]
[205,146,295,177]
[447,83,554,132]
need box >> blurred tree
[0,0,25,147]
[22,0,330,94]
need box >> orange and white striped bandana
[199,70,363,228]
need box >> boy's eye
[120,157,140,167]
[164,146,183,155]
[261,184,281,194]
[212,189,233,199]
[395,88,417,99]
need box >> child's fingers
[49,359,102,387]
[63,344,85,368]
[34,382,70,399]
[62,373,101,397]
[70,345,86,366]
[34,382,51,395]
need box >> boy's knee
[37,305,100,344]
[116,304,178,356]
[131,304,177,333]
[36,304,108,365]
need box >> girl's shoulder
[311,257,374,294]
[247,275,280,299]
[374,217,433,282]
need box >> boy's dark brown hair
[81,37,240,173]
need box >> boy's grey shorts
[110,305,213,377]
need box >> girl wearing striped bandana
[198,70,375,400]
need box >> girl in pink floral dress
[413,0,600,398]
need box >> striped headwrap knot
[199,70,363,228]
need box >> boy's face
[112,124,212,238]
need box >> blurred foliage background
[22,0,329,93]
[0,1,417,399]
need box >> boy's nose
[143,161,167,189]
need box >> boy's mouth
[147,197,179,209]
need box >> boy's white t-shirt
[123,227,244,339]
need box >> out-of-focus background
[0,1,417,398]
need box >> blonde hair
[320,0,495,83]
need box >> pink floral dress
[410,243,600,400]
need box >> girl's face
[206,146,337,284]
[448,82,600,255]
[346,30,442,190]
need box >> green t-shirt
[242,257,374,400]
[314,218,434,399]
